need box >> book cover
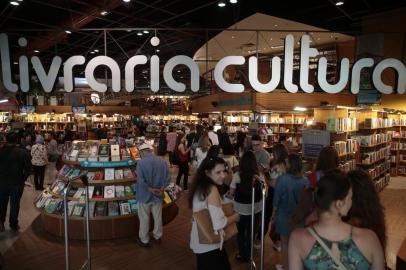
[54,200,64,214]
[119,202,131,215]
[68,187,78,197]
[93,186,103,198]
[68,201,76,215]
[98,144,110,161]
[87,141,99,162]
[73,188,84,199]
[69,149,79,161]
[104,168,115,180]
[129,147,141,160]
[124,185,134,197]
[86,172,96,181]
[77,145,89,162]
[69,169,81,179]
[86,186,95,199]
[128,199,138,213]
[115,169,124,180]
[94,171,104,180]
[71,204,85,217]
[123,168,134,179]
[111,145,121,161]
[45,199,59,213]
[120,148,131,160]
[163,191,172,204]
[104,185,115,198]
[58,165,71,177]
[115,186,125,198]
[94,201,107,216]
[108,201,120,216]
[88,201,96,218]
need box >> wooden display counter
[397,237,406,269]
[39,201,179,240]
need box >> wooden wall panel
[191,92,254,113]
[86,106,141,115]
[37,106,72,113]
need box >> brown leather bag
[193,202,238,244]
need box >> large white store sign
[1,33,405,94]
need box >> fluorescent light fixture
[271,45,284,49]
[100,10,108,16]
[143,30,149,34]
[229,0,237,3]
[65,30,72,34]
[17,0,23,1]
[335,1,344,6]
[34,50,39,53]
[0,99,9,103]
[294,106,307,112]
[218,1,226,7]
[10,1,19,6]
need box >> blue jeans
[0,185,24,228]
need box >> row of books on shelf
[67,140,141,162]
[36,193,138,217]
[399,154,406,162]
[224,116,251,123]
[333,139,357,156]
[339,159,356,173]
[58,165,135,181]
[363,118,393,129]
[256,116,306,124]
[374,174,390,191]
[352,133,392,146]
[367,160,390,179]
[226,126,249,133]
[389,131,406,138]
[399,166,406,174]
[327,118,358,132]
[358,146,390,164]
[394,119,406,126]
[51,180,136,199]
[390,142,406,150]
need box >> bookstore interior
[1,1,406,270]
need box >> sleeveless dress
[303,226,371,270]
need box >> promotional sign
[1,33,405,95]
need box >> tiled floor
[0,170,405,269]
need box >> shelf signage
[80,160,136,168]
[1,33,405,94]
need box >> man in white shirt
[208,126,219,146]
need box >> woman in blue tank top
[288,171,385,270]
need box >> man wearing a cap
[136,142,170,247]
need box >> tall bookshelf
[388,113,406,176]
[352,110,392,191]
[22,113,76,133]
[0,112,11,134]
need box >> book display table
[34,140,180,240]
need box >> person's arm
[178,143,190,155]
[271,176,283,221]
[207,186,239,227]
[288,230,305,270]
[368,231,385,270]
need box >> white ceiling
[193,12,354,74]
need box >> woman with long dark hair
[308,146,339,187]
[229,151,262,262]
[189,157,240,270]
[176,134,190,190]
[346,169,387,252]
[271,154,309,269]
[289,171,385,270]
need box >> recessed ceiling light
[156,49,160,52]
[100,10,108,16]
[177,70,181,73]
[34,50,39,53]
[335,1,344,6]
[218,1,226,7]
[294,106,307,112]
[123,0,131,2]
[274,24,278,27]
[65,30,72,34]
[90,51,95,54]
[10,1,19,6]
[137,32,143,36]
[229,0,237,3]
[143,30,149,34]
[94,49,99,52]
[13,62,18,65]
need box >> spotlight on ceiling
[100,10,109,16]
[10,1,19,6]
[294,106,307,112]
[229,0,237,3]
[90,51,95,54]
[65,30,72,34]
[34,50,39,53]
[150,36,160,46]
[143,30,149,34]
[94,49,99,52]
[335,1,344,6]
[156,49,160,52]
[0,99,9,103]
[123,0,131,2]
[218,1,226,7]
[137,32,143,36]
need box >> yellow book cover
[163,191,172,204]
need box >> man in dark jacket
[0,132,31,232]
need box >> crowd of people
[151,123,387,270]
[0,121,388,270]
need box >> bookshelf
[22,113,76,133]
[352,110,392,191]
[0,112,11,134]
[388,113,406,176]
[34,139,180,240]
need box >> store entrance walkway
[0,177,405,269]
